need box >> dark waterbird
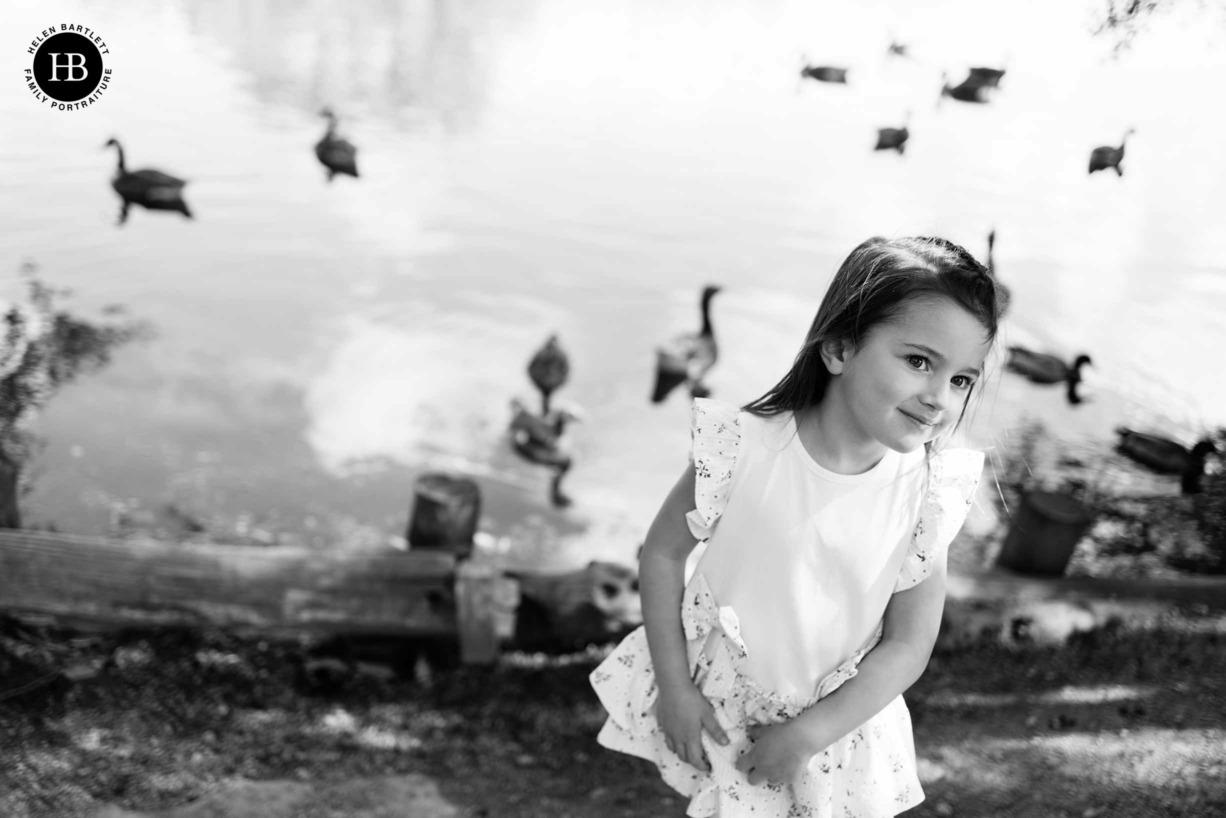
[967,66,1006,88]
[940,71,992,104]
[527,334,570,415]
[652,285,720,404]
[1089,128,1134,176]
[315,108,360,181]
[874,112,910,154]
[1115,428,1217,494]
[509,398,582,508]
[1004,348,1092,405]
[103,138,191,225]
[800,65,849,84]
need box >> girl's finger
[675,740,691,766]
[687,739,709,772]
[701,712,730,746]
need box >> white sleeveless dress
[590,398,984,817]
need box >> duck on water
[527,335,570,416]
[652,285,721,404]
[1115,429,1217,495]
[103,138,191,225]
[316,108,360,182]
[1004,348,1092,405]
[509,398,583,508]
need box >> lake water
[4,0,1224,569]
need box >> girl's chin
[886,426,939,453]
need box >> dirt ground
[1,604,1224,818]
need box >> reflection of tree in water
[0,264,149,529]
[181,0,529,132]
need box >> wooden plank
[0,530,460,636]
[454,562,520,664]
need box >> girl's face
[824,296,992,454]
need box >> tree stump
[996,491,1096,576]
[406,473,480,559]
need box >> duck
[1089,128,1134,176]
[527,334,570,415]
[985,228,1012,317]
[939,71,991,104]
[800,65,849,84]
[874,111,910,154]
[652,285,721,404]
[1115,428,1217,494]
[509,398,582,508]
[103,138,191,225]
[1004,348,1092,405]
[967,66,1006,89]
[315,108,360,181]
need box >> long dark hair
[744,236,1004,441]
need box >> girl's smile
[898,408,939,429]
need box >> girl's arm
[641,465,730,772]
[735,556,948,785]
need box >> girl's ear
[819,338,854,375]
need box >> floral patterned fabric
[685,398,743,542]
[590,399,984,817]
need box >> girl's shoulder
[927,446,986,488]
[691,398,788,453]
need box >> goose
[652,285,721,404]
[103,138,191,224]
[527,334,570,415]
[509,398,582,508]
[800,65,849,84]
[967,66,1006,88]
[940,71,991,104]
[315,108,360,181]
[1004,348,1092,405]
[874,111,910,154]
[1115,428,1217,494]
[1089,128,1134,176]
[985,228,1012,317]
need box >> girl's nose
[920,382,951,411]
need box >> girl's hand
[655,680,729,772]
[734,721,820,786]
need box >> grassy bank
[1,606,1223,818]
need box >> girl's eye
[905,355,929,371]
[952,375,975,390]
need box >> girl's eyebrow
[902,342,982,378]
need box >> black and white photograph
[2,0,1224,816]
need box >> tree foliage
[0,264,149,466]
[1097,0,1226,49]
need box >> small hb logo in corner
[25,24,113,111]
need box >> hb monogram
[48,53,89,81]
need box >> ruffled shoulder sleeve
[893,448,985,592]
[684,398,743,542]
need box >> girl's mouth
[900,409,938,429]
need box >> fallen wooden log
[0,530,645,662]
[0,529,463,639]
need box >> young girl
[591,236,1004,817]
